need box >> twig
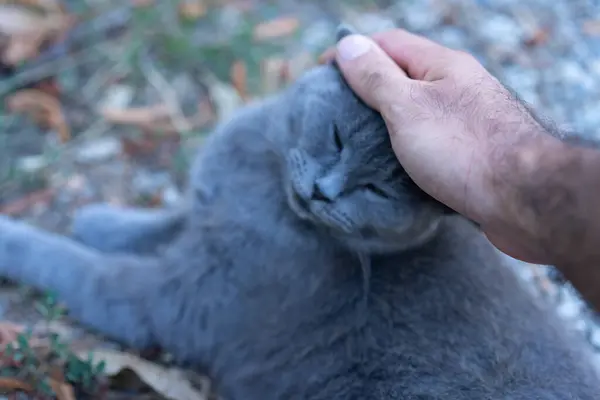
[137,52,192,134]
[0,48,101,98]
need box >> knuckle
[359,69,388,93]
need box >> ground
[0,0,599,398]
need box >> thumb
[335,34,412,113]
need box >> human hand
[320,29,566,264]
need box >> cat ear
[330,23,360,70]
[336,23,358,43]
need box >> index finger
[370,29,455,81]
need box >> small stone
[76,137,122,164]
[301,20,334,51]
[557,61,595,90]
[133,170,172,197]
[351,12,396,35]
[162,185,182,206]
[99,84,134,110]
[392,1,442,31]
[590,59,600,77]
[478,15,523,48]
[433,27,468,50]
[218,5,245,37]
[16,155,48,174]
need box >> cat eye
[364,183,389,198]
[333,125,343,152]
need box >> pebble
[75,137,122,164]
[16,155,48,174]
[99,84,134,110]
[132,170,173,197]
[391,0,443,31]
[477,14,524,48]
[301,20,335,51]
[162,185,183,207]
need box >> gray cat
[0,27,599,399]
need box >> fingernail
[337,34,372,61]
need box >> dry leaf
[230,60,249,101]
[0,377,34,394]
[77,349,208,400]
[317,47,336,65]
[101,104,171,127]
[0,188,55,216]
[0,4,70,65]
[49,378,76,400]
[208,77,243,122]
[178,0,207,20]
[10,0,65,14]
[286,51,315,81]
[253,16,300,41]
[583,20,600,36]
[260,57,287,94]
[524,28,550,47]
[6,89,70,142]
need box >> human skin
[320,29,600,310]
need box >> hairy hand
[321,29,575,264]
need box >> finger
[371,29,457,81]
[484,230,550,265]
[334,34,412,112]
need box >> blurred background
[0,0,599,398]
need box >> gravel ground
[0,0,599,387]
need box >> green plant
[0,291,108,398]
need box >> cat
[0,26,599,399]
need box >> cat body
[0,34,599,398]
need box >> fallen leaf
[0,188,55,216]
[524,28,550,47]
[230,60,249,101]
[0,322,24,348]
[0,377,33,394]
[77,349,208,400]
[286,51,315,82]
[49,378,76,400]
[102,104,208,135]
[101,104,171,127]
[317,47,336,65]
[583,20,600,36]
[0,4,70,65]
[260,57,287,94]
[15,0,65,13]
[178,0,207,20]
[253,16,300,41]
[5,89,70,142]
[208,78,243,122]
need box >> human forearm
[494,132,600,309]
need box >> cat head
[283,25,453,254]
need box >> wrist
[489,129,600,266]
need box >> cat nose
[312,183,331,202]
[312,175,344,202]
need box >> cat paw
[71,204,128,251]
[0,216,35,271]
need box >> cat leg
[0,215,159,349]
[71,204,185,255]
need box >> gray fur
[0,28,598,399]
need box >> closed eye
[364,183,389,198]
[333,125,343,152]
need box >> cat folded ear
[336,23,358,43]
[330,23,360,70]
